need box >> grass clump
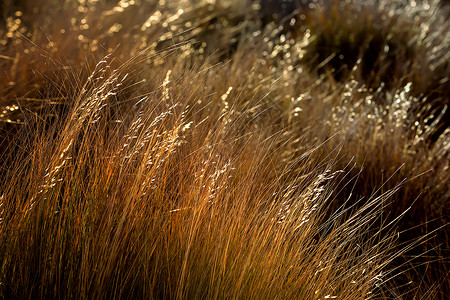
[0,0,448,298]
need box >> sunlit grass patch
[0,0,448,298]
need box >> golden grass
[0,0,448,298]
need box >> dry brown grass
[0,0,448,298]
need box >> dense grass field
[0,0,448,298]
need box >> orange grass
[0,0,448,298]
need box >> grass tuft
[0,0,448,298]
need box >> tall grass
[0,0,448,298]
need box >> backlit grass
[0,0,448,298]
